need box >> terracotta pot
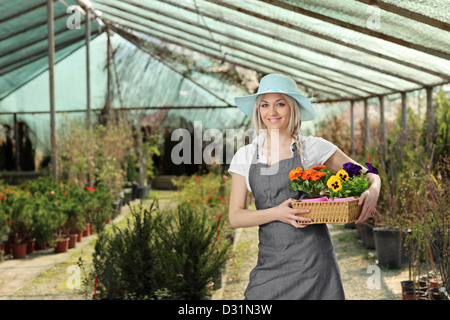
[4,240,11,255]
[11,243,27,259]
[68,234,78,248]
[76,230,83,242]
[26,239,35,254]
[401,280,414,298]
[403,290,427,300]
[35,240,47,250]
[83,223,91,237]
[429,288,444,300]
[55,238,69,253]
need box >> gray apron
[244,142,345,300]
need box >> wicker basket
[291,198,362,225]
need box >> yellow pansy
[327,175,342,192]
[336,170,349,182]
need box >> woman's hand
[356,186,379,224]
[275,198,311,228]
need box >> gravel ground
[214,223,409,300]
[2,193,409,300]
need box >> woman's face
[258,93,291,132]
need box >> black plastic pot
[373,227,409,269]
[137,185,151,199]
[360,223,375,249]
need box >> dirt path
[214,223,409,300]
[1,191,408,300]
[0,197,175,300]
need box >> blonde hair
[252,93,305,166]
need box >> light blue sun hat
[234,74,318,121]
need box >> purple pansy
[343,162,363,177]
[366,162,379,175]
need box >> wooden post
[426,86,434,157]
[350,100,355,158]
[364,98,369,153]
[86,8,91,130]
[379,95,386,158]
[105,29,112,123]
[401,92,408,143]
[47,0,57,180]
[13,113,20,171]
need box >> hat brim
[234,91,318,121]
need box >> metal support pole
[350,100,355,158]
[13,113,20,171]
[426,86,434,157]
[86,8,91,130]
[379,95,386,158]
[401,92,408,143]
[105,29,112,123]
[364,98,369,153]
[47,0,57,180]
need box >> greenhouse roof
[90,0,450,102]
[1,0,450,114]
[0,0,102,100]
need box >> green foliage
[93,200,161,300]
[3,191,34,244]
[171,172,233,239]
[93,199,231,300]
[155,202,231,300]
[327,174,369,199]
[30,195,60,246]
[82,183,113,234]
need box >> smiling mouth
[268,118,281,123]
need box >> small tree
[155,201,230,300]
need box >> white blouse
[228,132,338,193]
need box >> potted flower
[31,195,60,250]
[326,158,378,200]
[288,158,378,225]
[61,198,85,249]
[5,192,34,258]
[326,158,378,247]
[0,203,10,260]
[288,165,331,201]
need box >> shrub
[92,199,231,300]
[155,201,231,300]
[93,200,162,299]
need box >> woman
[228,74,381,300]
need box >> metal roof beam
[96,5,381,96]
[0,31,99,77]
[261,0,450,61]
[159,0,433,85]
[355,0,450,32]
[113,0,422,89]
[108,22,356,100]
[208,0,450,80]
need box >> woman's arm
[323,148,381,223]
[228,173,311,229]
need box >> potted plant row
[0,178,114,260]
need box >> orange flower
[289,167,303,180]
[301,168,314,180]
[310,171,325,181]
[312,165,326,170]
